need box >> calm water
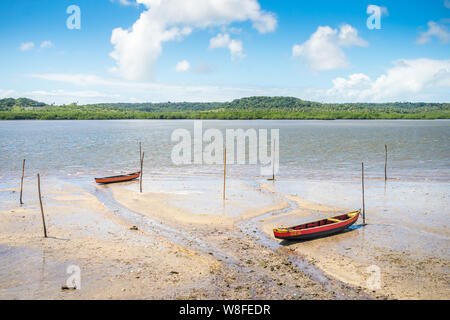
[0,120,449,181]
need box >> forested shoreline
[1,96,449,120]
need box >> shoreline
[1,175,448,299]
[1,119,450,122]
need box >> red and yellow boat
[273,210,360,241]
[94,171,140,184]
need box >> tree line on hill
[0,96,449,120]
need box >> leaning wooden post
[223,147,227,201]
[361,162,366,225]
[384,144,388,181]
[20,159,26,205]
[140,152,144,193]
[37,174,48,238]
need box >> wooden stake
[37,174,47,238]
[361,162,366,225]
[267,139,276,181]
[223,147,226,201]
[272,139,276,181]
[140,152,144,193]
[20,159,26,205]
[384,144,388,181]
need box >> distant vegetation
[0,96,449,120]
[0,97,46,110]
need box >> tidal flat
[0,120,448,299]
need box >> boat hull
[273,210,360,241]
[94,172,140,184]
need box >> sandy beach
[1,173,448,300]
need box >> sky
[0,0,449,104]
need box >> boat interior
[291,211,359,230]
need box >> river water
[1,119,449,180]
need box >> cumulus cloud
[19,42,35,51]
[325,58,450,101]
[292,24,368,71]
[209,33,245,60]
[110,0,276,80]
[416,21,450,44]
[175,60,190,72]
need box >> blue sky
[0,0,449,104]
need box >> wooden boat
[273,210,360,241]
[94,171,140,184]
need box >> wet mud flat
[0,174,447,299]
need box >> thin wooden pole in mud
[267,139,276,181]
[384,144,388,181]
[223,147,226,201]
[37,174,47,238]
[20,159,26,205]
[361,162,366,225]
[140,152,144,193]
[272,140,277,181]
[272,139,276,181]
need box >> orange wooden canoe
[94,171,140,184]
[273,210,360,241]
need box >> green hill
[0,97,46,110]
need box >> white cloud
[338,24,369,47]
[30,90,120,99]
[324,58,450,101]
[15,59,450,104]
[24,72,302,103]
[19,42,35,51]
[0,87,121,105]
[110,0,276,80]
[0,89,19,98]
[445,0,450,9]
[40,40,54,49]
[30,90,122,105]
[416,21,450,44]
[175,60,190,72]
[209,33,245,60]
[292,24,368,71]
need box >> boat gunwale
[94,171,141,183]
[273,210,360,239]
